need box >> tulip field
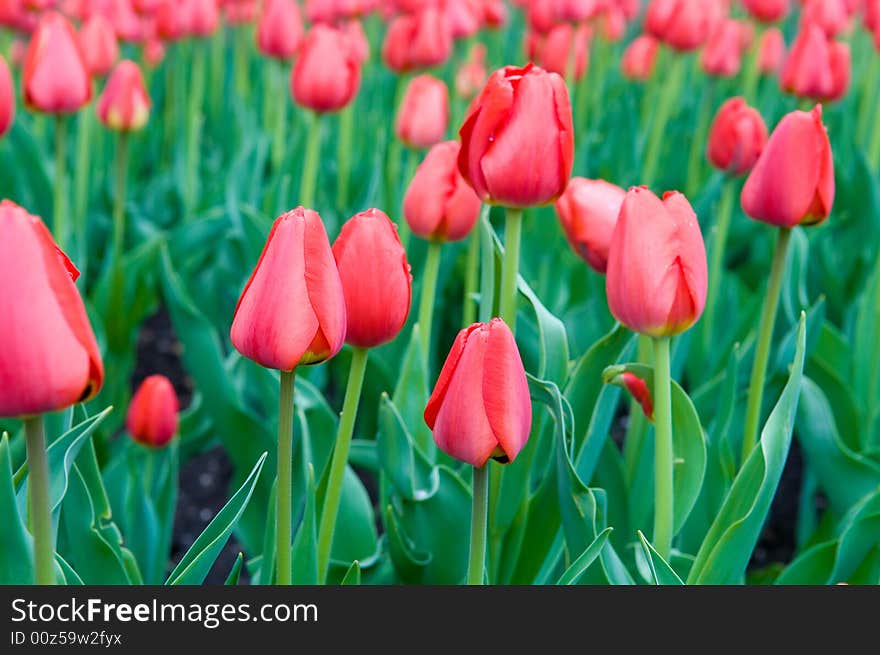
[2,0,880,590]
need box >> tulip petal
[303,210,347,360]
[482,319,531,463]
[424,324,477,429]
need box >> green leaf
[166,452,267,585]
[377,393,439,502]
[555,527,613,585]
[292,464,318,585]
[637,531,685,585]
[329,466,379,567]
[392,325,433,456]
[224,553,244,586]
[340,561,361,585]
[54,554,84,585]
[0,434,34,585]
[687,313,807,584]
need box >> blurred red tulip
[9,39,27,68]
[781,24,849,101]
[741,0,789,22]
[605,187,708,336]
[126,375,179,448]
[143,35,166,67]
[396,74,448,149]
[332,209,412,349]
[404,140,482,242]
[108,0,143,41]
[554,177,626,274]
[424,318,532,467]
[757,27,785,74]
[455,43,486,99]
[597,3,627,41]
[184,0,219,36]
[481,0,507,26]
[458,63,573,208]
[706,97,768,175]
[533,22,590,81]
[801,0,850,37]
[741,105,834,227]
[256,0,302,59]
[701,18,745,77]
[382,7,452,73]
[445,0,482,38]
[155,0,186,40]
[79,14,119,77]
[231,207,347,370]
[645,0,720,51]
[225,0,258,23]
[0,55,13,138]
[342,19,369,63]
[621,34,659,80]
[97,59,150,131]
[291,24,361,113]
[23,12,91,114]
[0,200,104,417]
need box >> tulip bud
[225,0,259,24]
[396,74,448,149]
[458,63,573,208]
[825,41,851,102]
[621,34,659,80]
[645,0,717,51]
[0,55,13,138]
[455,43,486,99]
[780,24,837,100]
[331,209,412,348]
[382,7,452,73]
[706,97,768,176]
[554,177,625,273]
[445,0,482,39]
[533,22,590,81]
[701,19,745,77]
[256,0,303,60]
[404,141,482,242]
[0,200,104,418]
[605,368,654,420]
[342,19,369,63]
[23,11,92,113]
[79,14,119,77]
[184,0,219,37]
[742,0,789,22]
[758,28,785,75]
[291,24,361,113]
[231,207,347,370]
[597,5,627,42]
[801,0,850,38]
[143,37,166,67]
[126,375,179,448]
[605,187,708,336]
[97,60,151,132]
[109,0,144,43]
[424,318,532,467]
[741,105,834,227]
[155,0,186,40]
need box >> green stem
[462,223,480,327]
[209,26,225,116]
[25,416,54,585]
[112,133,129,263]
[316,347,369,583]
[740,25,764,104]
[276,369,296,586]
[398,150,418,249]
[234,26,250,101]
[685,81,715,197]
[163,47,176,159]
[642,49,686,188]
[73,107,92,268]
[271,60,288,172]
[299,112,322,208]
[701,181,736,357]
[499,208,523,333]
[742,227,792,464]
[857,52,879,148]
[418,241,443,370]
[185,42,207,216]
[467,465,489,585]
[53,115,68,251]
[652,336,673,560]
[478,205,495,322]
[336,104,354,210]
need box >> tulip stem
[25,415,54,585]
[317,347,369,584]
[642,49,686,188]
[336,104,354,210]
[467,465,489,585]
[740,26,764,105]
[462,219,481,327]
[499,208,522,333]
[652,336,674,560]
[857,54,880,148]
[742,226,792,465]
[276,369,296,586]
[54,115,69,251]
[73,108,93,274]
[185,42,207,217]
[685,80,714,197]
[701,181,735,360]
[418,241,443,370]
[478,206,495,322]
[299,112,322,208]
[271,60,288,173]
[112,133,129,263]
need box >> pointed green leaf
[556,528,613,585]
[637,531,685,585]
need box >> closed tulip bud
[598,4,627,41]
[458,63,573,208]
[424,318,531,467]
[291,25,361,113]
[780,24,848,101]
[256,0,302,60]
[758,27,785,74]
[706,97,768,176]
[801,0,850,38]
[343,19,369,63]
[109,0,144,42]
[184,0,219,36]
[0,55,13,138]
[482,0,507,27]
[396,74,448,149]
[554,177,625,273]
[0,200,104,417]
[701,19,745,77]
[404,140,482,242]
[225,0,259,24]
[331,209,412,348]
[97,59,151,131]
[742,0,789,22]
[23,12,92,113]
[646,0,717,51]
[605,369,654,420]
[621,34,659,80]
[826,40,850,101]
[126,375,179,448]
[445,0,482,39]
[455,43,486,99]
[79,14,119,77]
[382,8,452,73]
[231,207,347,370]
[155,0,186,40]
[606,187,708,336]
[534,22,591,81]
[741,105,834,227]
[143,37,166,67]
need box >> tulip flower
[742,0,789,22]
[0,200,104,585]
[554,177,626,274]
[126,375,180,448]
[232,206,345,586]
[758,28,785,75]
[707,97,768,176]
[645,0,718,52]
[532,22,590,82]
[382,7,453,73]
[292,25,361,114]
[446,0,482,38]
[739,105,833,463]
[424,318,531,584]
[97,59,151,133]
[455,43,487,99]
[79,14,119,77]
[701,19,746,77]
[621,34,659,80]
[183,0,219,37]
[800,0,850,38]
[781,24,849,101]
[256,0,303,60]
[0,55,13,139]
[396,74,449,150]
[108,0,143,42]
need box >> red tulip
[183,0,219,36]
[532,22,590,81]
[0,55,13,138]
[605,187,708,336]
[621,34,659,80]
[825,40,851,101]
[597,4,627,41]
[645,0,719,51]
[481,0,507,27]
[23,12,92,113]
[608,370,654,420]
[455,43,486,99]
[79,14,119,76]
[458,63,573,208]
[231,207,347,370]
[256,0,302,60]
[225,0,259,23]
[382,7,452,73]
[741,0,789,22]
[396,74,448,149]
[126,375,179,448]
[97,59,151,131]
[781,24,849,101]
[108,0,143,42]
[155,0,186,40]
[445,0,482,38]
[801,0,850,38]
[741,105,834,227]
[701,18,745,77]
[404,141,482,242]
[143,36,166,67]
[757,27,785,75]
[706,97,768,176]
[554,177,626,274]
[424,318,532,467]
[342,19,369,63]
[331,209,412,349]
[291,25,361,113]
[0,200,104,418]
